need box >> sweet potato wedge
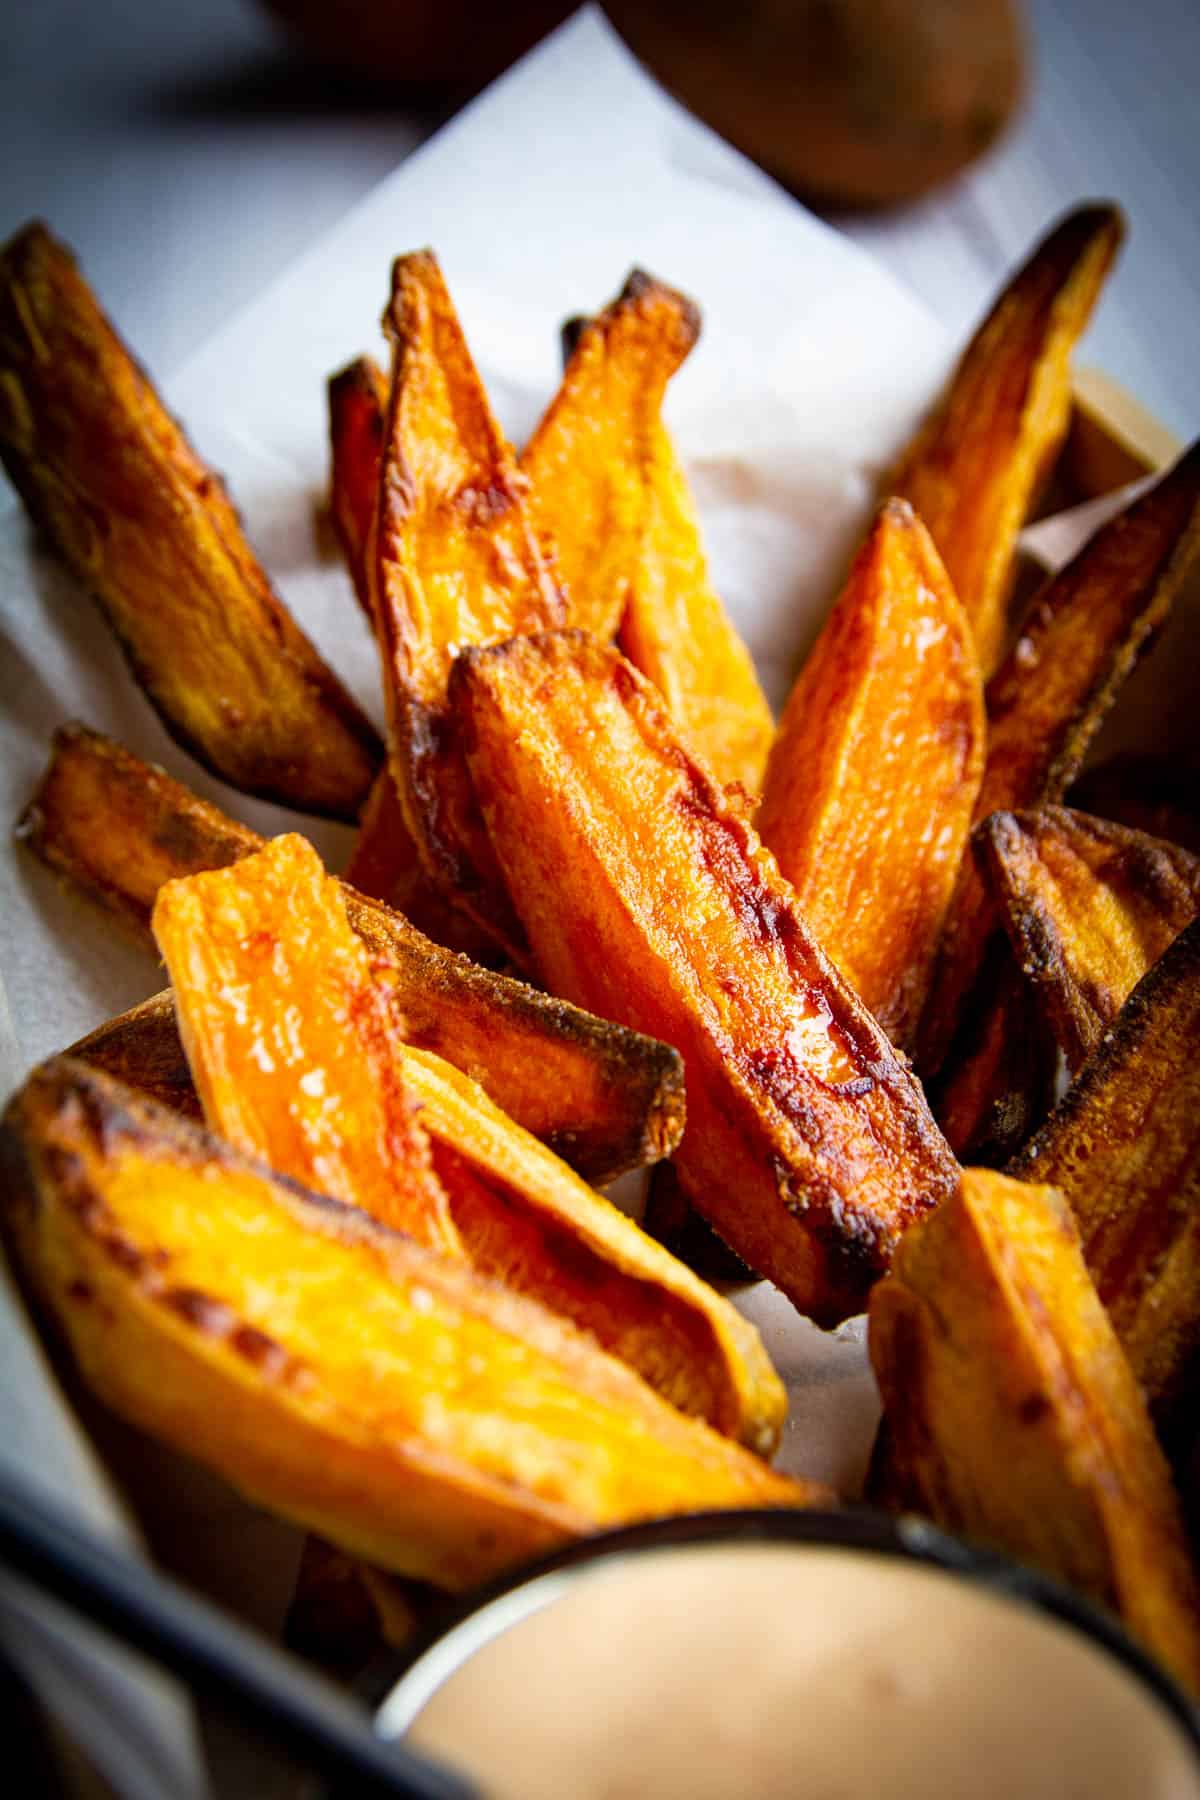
[928,947,1057,1165]
[920,439,1200,1084]
[0,223,381,819]
[1010,920,1200,1435]
[453,630,959,1328]
[891,204,1123,675]
[18,724,685,1183]
[1,1060,813,1592]
[328,354,389,617]
[152,834,463,1256]
[758,500,984,1048]
[132,848,785,1451]
[370,250,563,955]
[978,806,1200,1071]
[868,1167,1200,1693]
[524,272,773,790]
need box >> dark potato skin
[0,222,382,819]
[17,723,686,1185]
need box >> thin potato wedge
[920,439,1200,1085]
[152,834,463,1257]
[525,271,773,790]
[0,223,381,819]
[107,894,785,1450]
[1,1060,813,1592]
[453,630,959,1328]
[371,250,563,956]
[978,806,1200,1071]
[1010,920,1200,1435]
[869,1167,1200,1693]
[758,499,984,1048]
[328,354,389,617]
[892,204,1123,675]
[17,724,685,1184]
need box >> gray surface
[2,0,1199,433]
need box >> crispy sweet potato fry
[152,834,463,1256]
[524,272,773,790]
[758,500,984,1047]
[328,355,389,617]
[2,1060,813,1591]
[0,223,381,819]
[109,882,785,1451]
[978,806,1200,1071]
[869,1167,1200,1693]
[370,250,563,955]
[1070,753,1200,858]
[919,439,1200,1088]
[453,630,958,1328]
[1010,921,1200,1435]
[18,724,685,1183]
[891,205,1123,675]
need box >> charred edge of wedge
[452,630,959,1326]
[16,724,686,1185]
[1008,918,1200,1430]
[69,992,201,1122]
[0,223,382,819]
[975,806,1200,1070]
[328,355,389,616]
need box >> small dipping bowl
[371,1509,1200,1800]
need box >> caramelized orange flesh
[2,1061,814,1592]
[328,354,389,616]
[20,724,684,1184]
[523,271,773,789]
[892,204,1123,675]
[454,630,958,1328]
[0,223,381,818]
[758,500,984,1048]
[152,834,462,1256]
[72,990,785,1453]
[869,1167,1200,1694]
[370,250,563,954]
[979,806,1200,1071]
[1010,920,1200,1435]
[920,440,1200,1088]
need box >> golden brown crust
[869,1166,1200,1694]
[0,222,382,818]
[454,629,958,1327]
[1009,920,1200,1434]
[18,723,686,1184]
[758,500,985,1049]
[891,204,1123,676]
[1,1059,812,1591]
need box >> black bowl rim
[367,1504,1200,1759]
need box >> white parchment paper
[3,7,1186,1789]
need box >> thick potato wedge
[2,1060,813,1592]
[18,724,685,1184]
[127,845,785,1450]
[758,500,984,1048]
[891,204,1123,675]
[524,271,773,791]
[0,223,381,819]
[370,250,563,956]
[978,806,1200,1071]
[328,354,389,617]
[453,630,958,1328]
[1070,753,1200,858]
[869,1167,1200,1693]
[152,834,463,1257]
[1010,920,1200,1435]
[920,439,1200,1085]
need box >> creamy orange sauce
[399,1544,1200,1798]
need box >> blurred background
[1,0,1198,434]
